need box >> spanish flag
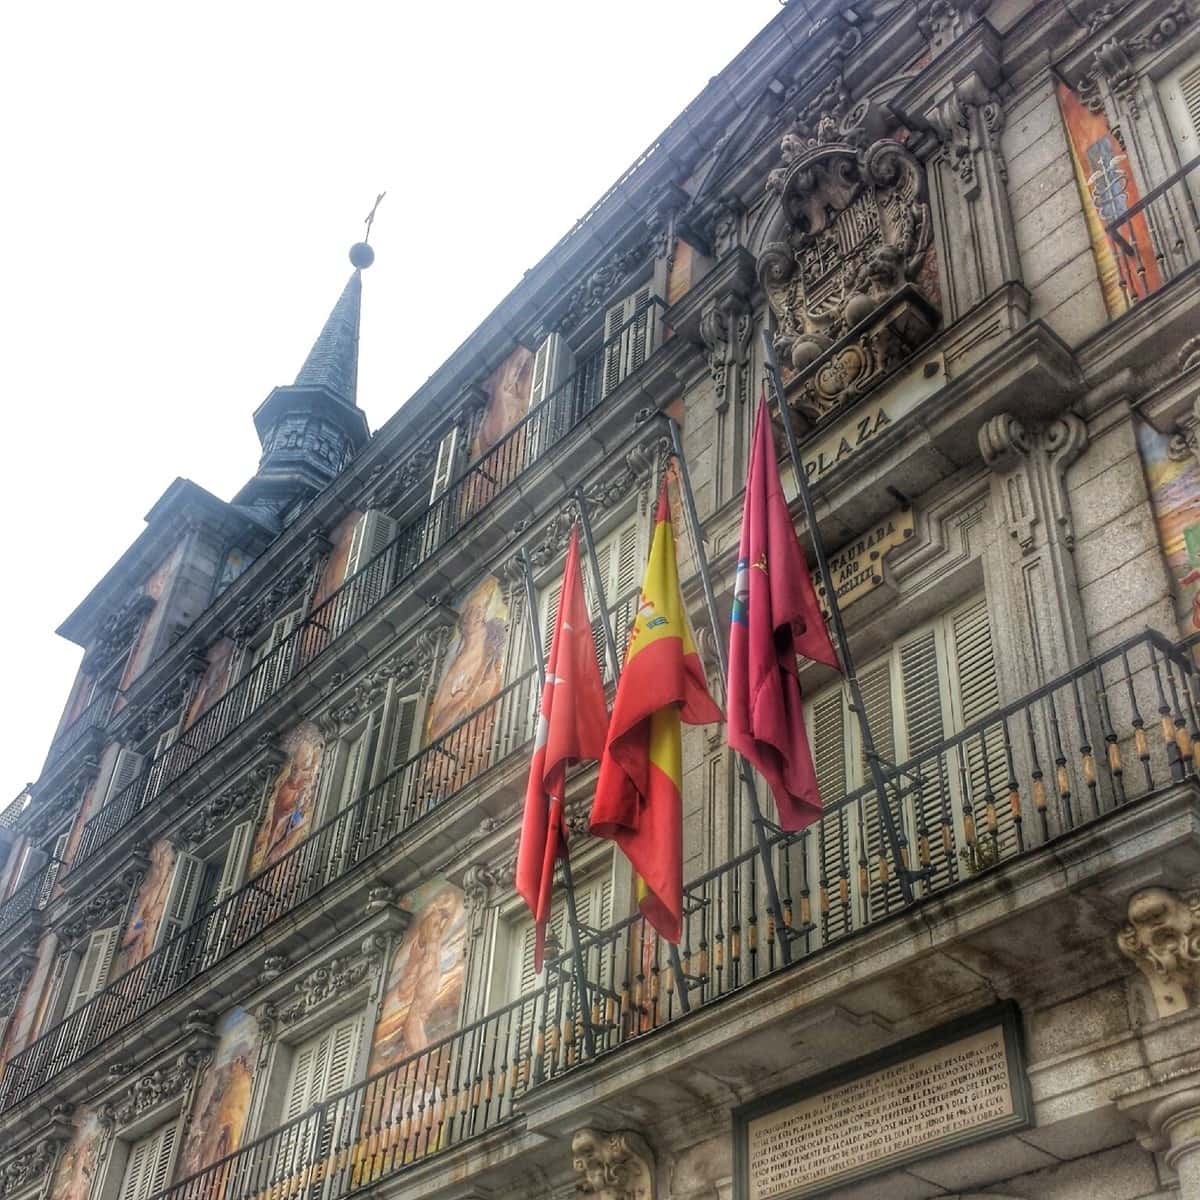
[589,475,723,942]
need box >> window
[1161,53,1200,163]
[428,428,460,506]
[601,285,657,398]
[236,610,301,715]
[345,510,398,580]
[321,723,378,885]
[61,925,120,1017]
[100,747,145,809]
[805,595,1003,935]
[145,728,178,797]
[117,1121,178,1200]
[529,333,574,409]
[537,513,643,677]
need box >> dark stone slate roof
[293,269,362,404]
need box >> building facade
[2,2,1200,1197]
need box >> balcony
[41,686,116,775]
[0,859,62,944]
[142,625,1200,1200]
[70,296,666,872]
[0,587,640,1114]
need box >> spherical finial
[349,242,375,269]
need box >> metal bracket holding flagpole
[665,419,795,965]
[517,547,599,1057]
[759,327,917,902]
[573,487,693,1013]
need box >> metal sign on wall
[813,507,915,618]
[732,1004,1033,1200]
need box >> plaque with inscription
[733,1005,1031,1199]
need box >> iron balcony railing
[71,297,665,869]
[0,859,63,940]
[43,687,117,770]
[1107,153,1200,308]
[0,787,31,833]
[0,586,644,1110]
[149,626,1200,1200]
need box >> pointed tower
[235,242,375,523]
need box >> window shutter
[286,1016,363,1120]
[40,951,72,1032]
[950,597,1008,851]
[529,333,574,408]
[624,285,655,377]
[389,695,421,769]
[345,511,399,580]
[1161,56,1200,158]
[45,832,70,893]
[103,749,144,807]
[429,428,460,505]
[66,926,119,1014]
[120,1124,177,1200]
[337,729,370,812]
[898,630,953,890]
[539,577,563,662]
[601,298,628,397]
[213,823,253,907]
[810,688,851,939]
[323,1016,361,1097]
[158,853,203,945]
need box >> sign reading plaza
[732,1005,1032,1199]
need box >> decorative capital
[697,292,753,405]
[572,1128,655,1199]
[1117,886,1200,1019]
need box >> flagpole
[666,419,794,965]
[759,329,916,903]
[574,487,621,682]
[518,547,598,1058]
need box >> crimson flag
[728,393,840,830]
[516,526,609,969]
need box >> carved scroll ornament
[1117,886,1200,1018]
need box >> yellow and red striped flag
[589,475,722,943]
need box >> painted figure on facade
[250,723,325,874]
[120,838,176,971]
[473,346,534,459]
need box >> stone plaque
[733,1005,1031,1199]
[814,507,915,617]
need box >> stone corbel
[698,292,753,411]
[978,412,1088,555]
[572,1128,655,1199]
[925,73,1007,200]
[1117,886,1200,1019]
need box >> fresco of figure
[250,723,325,875]
[473,346,534,459]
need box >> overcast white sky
[0,1,781,801]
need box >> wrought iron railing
[71,297,665,869]
[1107,153,1200,308]
[0,860,63,939]
[0,787,31,833]
[43,687,116,770]
[147,626,1200,1200]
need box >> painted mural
[51,1108,103,1200]
[0,931,57,1063]
[368,880,466,1073]
[424,576,508,743]
[1058,82,1162,317]
[472,346,534,460]
[1136,418,1200,633]
[316,509,362,609]
[121,540,186,693]
[186,637,236,729]
[118,837,176,973]
[248,721,325,876]
[177,1007,260,1180]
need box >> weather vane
[363,192,386,244]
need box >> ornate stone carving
[926,75,1008,195]
[363,434,439,510]
[915,0,990,55]
[555,240,652,334]
[171,752,284,851]
[83,592,156,676]
[1117,886,1200,1018]
[572,1128,655,1199]
[99,1048,212,1130]
[228,533,331,645]
[27,757,99,841]
[705,196,744,259]
[57,861,146,946]
[698,293,753,405]
[0,1137,65,1200]
[125,658,208,744]
[259,935,387,1035]
[582,437,669,512]
[978,413,1088,554]
[1076,3,1192,116]
[759,101,936,423]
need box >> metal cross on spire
[363,192,386,244]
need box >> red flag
[517,527,609,970]
[590,478,723,942]
[728,394,839,830]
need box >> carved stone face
[1119,888,1200,978]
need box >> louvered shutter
[601,298,628,397]
[529,333,574,408]
[338,729,370,812]
[214,823,253,906]
[1161,56,1200,158]
[281,1017,362,1173]
[324,729,372,885]
[539,578,563,663]
[429,428,460,504]
[66,926,119,1014]
[158,853,203,946]
[950,598,1007,853]
[145,1124,178,1199]
[40,951,71,1032]
[810,689,850,940]
[120,1122,177,1200]
[390,696,421,769]
[855,661,904,921]
[45,832,70,894]
[898,631,954,891]
[146,729,178,797]
[624,285,655,377]
[103,749,144,808]
[345,511,399,580]
[609,520,643,669]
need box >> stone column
[1119,1083,1200,1200]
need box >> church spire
[234,241,375,523]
